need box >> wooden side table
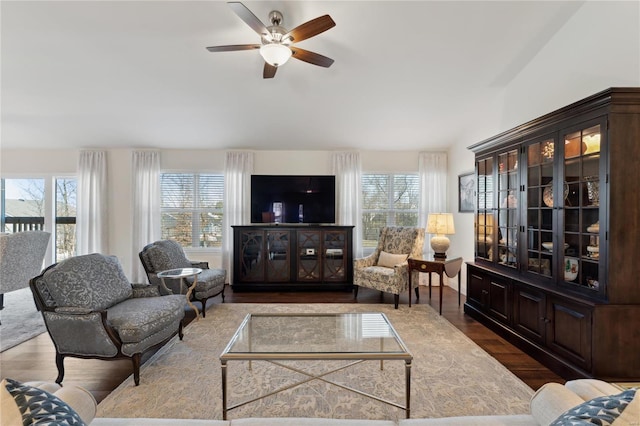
[157,267,203,320]
[407,257,463,315]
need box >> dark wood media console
[232,225,354,291]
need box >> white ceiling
[1,1,584,151]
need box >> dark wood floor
[0,285,564,403]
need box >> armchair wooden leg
[55,353,65,384]
[353,285,359,299]
[415,286,420,300]
[221,286,226,303]
[200,298,207,318]
[132,353,142,386]
[178,322,184,340]
[394,294,399,309]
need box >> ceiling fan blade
[228,2,272,41]
[206,44,260,52]
[282,15,335,43]
[263,63,277,79]
[290,47,334,68]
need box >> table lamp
[427,213,455,260]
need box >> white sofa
[2,379,637,426]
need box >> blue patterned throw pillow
[4,378,87,426]
[550,388,637,426]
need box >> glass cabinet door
[266,230,290,282]
[561,122,603,294]
[497,150,519,268]
[475,157,495,261]
[323,230,346,281]
[525,137,556,279]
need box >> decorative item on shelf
[587,278,600,290]
[564,256,579,281]
[587,245,599,259]
[426,213,455,260]
[587,221,599,233]
[541,140,554,161]
[543,181,569,208]
[585,176,599,206]
[582,133,601,154]
[541,242,570,252]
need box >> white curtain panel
[76,150,108,255]
[331,152,363,258]
[419,152,448,258]
[131,151,161,282]
[223,151,254,284]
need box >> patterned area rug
[0,288,46,352]
[97,303,534,421]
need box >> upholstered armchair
[29,253,186,386]
[139,240,226,318]
[353,226,425,309]
[0,231,51,313]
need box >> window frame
[1,174,77,264]
[159,171,224,251]
[361,172,420,254]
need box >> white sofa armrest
[563,379,626,401]
[529,382,585,426]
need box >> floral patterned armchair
[353,226,425,308]
[29,253,186,386]
[139,240,226,318]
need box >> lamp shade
[426,213,455,235]
[260,43,292,67]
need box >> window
[1,177,77,262]
[55,178,77,261]
[361,173,420,249]
[160,173,224,248]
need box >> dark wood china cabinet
[466,88,640,381]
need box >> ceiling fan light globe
[260,43,292,67]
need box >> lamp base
[430,235,450,261]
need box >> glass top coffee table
[220,312,413,420]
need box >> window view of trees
[55,178,77,260]
[160,173,224,248]
[361,174,420,249]
[1,178,77,262]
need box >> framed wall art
[458,172,476,213]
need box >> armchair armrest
[131,283,161,298]
[354,253,377,269]
[43,309,121,356]
[190,260,209,269]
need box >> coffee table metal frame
[219,312,413,420]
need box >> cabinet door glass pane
[526,138,554,278]
[475,158,494,261]
[563,124,601,292]
[498,150,518,268]
[323,231,346,281]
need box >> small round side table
[157,267,203,320]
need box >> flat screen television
[250,175,336,224]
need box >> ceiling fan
[206,2,336,79]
